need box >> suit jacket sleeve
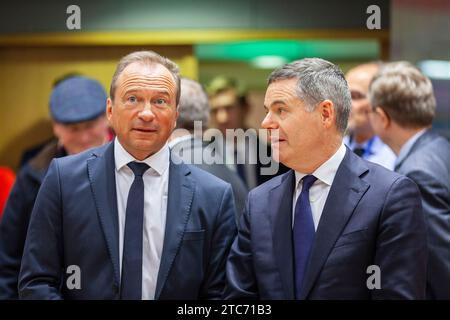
[18,160,64,299]
[199,185,237,299]
[405,169,450,299]
[0,169,37,299]
[372,176,428,299]
[223,191,258,299]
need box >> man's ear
[318,99,335,129]
[52,121,60,138]
[106,98,113,124]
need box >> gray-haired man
[169,78,248,222]
[225,58,427,299]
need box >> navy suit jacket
[395,130,450,300]
[225,148,428,299]
[18,141,236,299]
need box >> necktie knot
[301,175,317,192]
[127,162,149,177]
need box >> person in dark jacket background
[169,77,248,223]
[0,75,110,299]
[369,61,450,299]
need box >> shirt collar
[114,138,170,176]
[395,129,427,167]
[295,143,346,188]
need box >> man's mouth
[133,127,157,133]
[269,136,286,144]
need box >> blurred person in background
[369,61,450,300]
[208,76,288,189]
[169,77,248,223]
[0,75,110,299]
[344,62,396,169]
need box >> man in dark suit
[225,58,428,300]
[169,78,248,222]
[0,76,110,299]
[369,61,450,299]
[18,51,236,299]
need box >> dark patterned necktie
[120,161,149,300]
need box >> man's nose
[261,112,278,129]
[138,102,156,121]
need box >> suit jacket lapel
[155,153,194,299]
[87,142,121,285]
[269,171,296,299]
[300,149,370,299]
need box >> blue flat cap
[49,76,107,124]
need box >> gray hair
[110,50,181,105]
[177,78,210,130]
[268,58,351,134]
[369,61,436,128]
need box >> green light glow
[196,40,379,64]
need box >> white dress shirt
[114,138,170,300]
[292,143,346,230]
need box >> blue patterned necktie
[120,161,149,300]
[293,174,317,299]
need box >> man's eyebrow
[266,100,288,108]
[123,88,170,96]
[123,89,138,95]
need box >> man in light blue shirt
[344,63,396,170]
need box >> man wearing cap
[0,75,110,299]
[18,51,236,300]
